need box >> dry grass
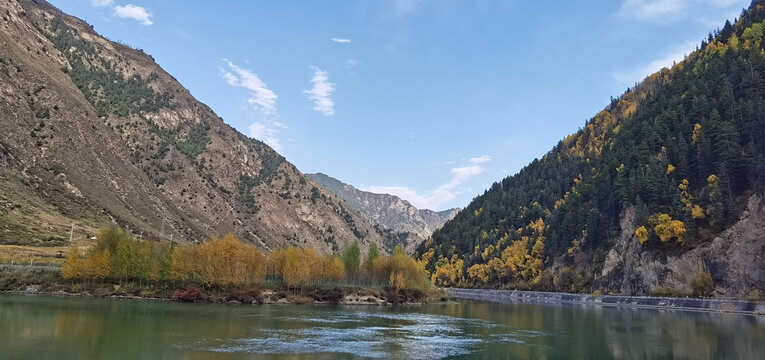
[0,244,91,267]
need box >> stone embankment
[446,288,765,316]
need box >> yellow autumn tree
[168,245,198,281]
[83,249,112,281]
[387,245,429,293]
[635,226,649,245]
[653,213,687,245]
[62,246,85,279]
[320,255,346,283]
[501,238,528,278]
[431,256,465,287]
[195,233,266,287]
[467,263,490,284]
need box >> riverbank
[445,288,765,316]
[0,265,444,305]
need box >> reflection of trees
[3,295,765,359]
[427,300,765,359]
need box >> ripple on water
[175,309,532,359]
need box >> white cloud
[222,60,284,151]
[363,156,491,210]
[91,0,113,7]
[222,61,278,115]
[331,38,352,43]
[249,122,282,152]
[613,40,697,85]
[304,67,335,116]
[469,155,492,164]
[114,4,153,26]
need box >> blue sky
[51,0,749,211]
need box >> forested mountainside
[418,0,765,298]
[0,0,385,253]
[307,173,459,251]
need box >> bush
[592,290,602,298]
[650,285,679,297]
[172,286,201,302]
[746,289,760,303]
[691,268,715,297]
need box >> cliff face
[0,0,383,252]
[599,193,765,298]
[307,173,459,240]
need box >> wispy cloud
[222,60,284,151]
[304,67,335,116]
[222,60,278,115]
[469,155,492,164]
[363,156,491,210]
[114,4,153,26]
[91,0,114,7]
[331,38,352,43]
[249,123,282,152]
[613,40,697,85]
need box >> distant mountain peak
[306,173,460,244]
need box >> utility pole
[160,210,166,240]
[69,223,74,243]
[139,231,143,240]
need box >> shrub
[746,289,760,303]
[172,286,201,302]
[651,285,679,297]
[691,268,715,297]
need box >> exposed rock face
[306,173,460,242]
[599,193,765,298]
[0,0,384,252]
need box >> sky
[50,0,750,211]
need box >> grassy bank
[0,265,445,305]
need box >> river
[0,294,762,359]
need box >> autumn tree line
[418,2,765,293]
[62,227,429,293]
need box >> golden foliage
[692,123,702,144]
[467,263,490,284]
[653,213,687,245]
[691,205,706,219]
[62,246,84,279]
[635,226,649,245]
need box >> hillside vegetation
[418,1,765,298]
[0,0,384,253]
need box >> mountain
[306,173,459,250]
[0,0,385,253]
[418,1,765,299]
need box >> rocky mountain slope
[419,1,765,298]
[0,0,384,253]
[307,173,459,241]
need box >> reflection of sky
[186,311,544,359]
[3,295,764,360]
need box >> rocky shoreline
[0,266,443,306]
[446,288,765,316]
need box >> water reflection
[0,295,762,359]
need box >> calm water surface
[0,294,763,359]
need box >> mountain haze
[0,0,384,253]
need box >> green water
[0,294,762,359]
